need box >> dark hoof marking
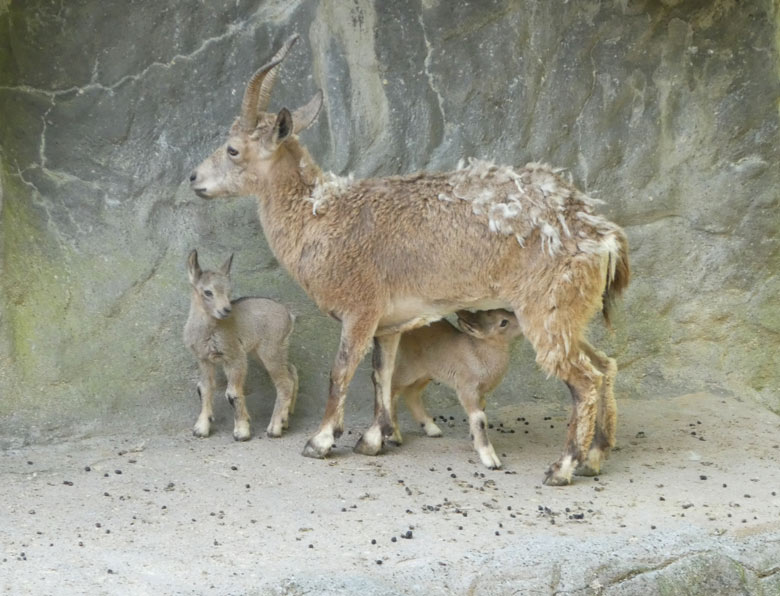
[333,428,344,439]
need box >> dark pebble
[391,536,397,542]
[114,470,122,475]
[700,475,707,480]
[63,481,73,486]
[84,466,91,472]
[231,466,238,471]
[376,560,383,565]
[371,539,376,545]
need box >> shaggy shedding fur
[189,35,630,485]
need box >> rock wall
[0,0,778,445]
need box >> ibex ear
[220,253,234,276]
[272,108,293,145]
[292,90,323,135]
[455,310,486,339]
[187,250,202,285]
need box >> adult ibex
[189,35,629,485]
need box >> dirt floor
[2,393,779,595]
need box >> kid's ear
[187,250,202,284]
[220,253,234,276]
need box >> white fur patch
[307,172,354,215]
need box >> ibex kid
[390,309,523,469]
[183,250,298,440]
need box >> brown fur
[189,35,629,485]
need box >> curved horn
[292,90,323,135]
[256,34,300,116]
[239,57,283,131]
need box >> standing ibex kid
[190,36,629,485]
[184,250,298,440]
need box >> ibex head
[455,309,521,341]
[190,34,323,199]
[187,250,235,320]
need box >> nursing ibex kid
[189,36,629,485]
[390,309,523,469]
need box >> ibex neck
[253,142,324,281]
[188,293,217,328]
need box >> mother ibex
[189,35,629,485]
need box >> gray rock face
[0,0,778,444]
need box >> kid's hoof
[233,431,251,442]
[424,423,443,438]
[266,427,283,438]
[481,454,502,470]
[193,421,211,438]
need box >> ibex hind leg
[403,380,442,438]
[516,301,601,486]
[303,316,375,459]
[575,341,617,477]
[355,333,401,456]
[259,344,298,438]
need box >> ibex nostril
[189,171,197,182]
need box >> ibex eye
[500,319,509,327]
[227,146,239,157]
[204,290,213,297]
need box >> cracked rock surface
[0,2,778,443]
[0,1,779,591]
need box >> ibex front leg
[355,333,400,456]
[302,316,375,458]
[193,361,216,438]
[224,357,251,441]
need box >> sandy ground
[2,393,779,595]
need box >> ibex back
[189,35,629,485]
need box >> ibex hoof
[574,463,599,477]
[266,425,283,438]
[353,426,383,456]
[479,449,502,470]
[193,420,211,438]
[543,463,572,486]
[302,435,332,459]
[233,423,251,442]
